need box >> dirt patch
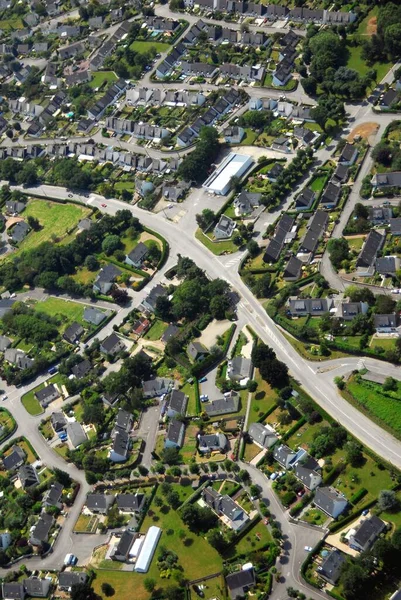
[5,216,24,230]
[139,231,161,246]
[347,122,379,143]
[366,16,377,36]
[199,319,231,348]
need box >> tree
[375,294,396,315]
[372,142,392,167]
[27,215,40,231]
[210,295,230,319]
[354,203,369,219]
[110,288,129,304]
[196,209,215,231]
[102,235,121,255]
[259,357,288,387]
[161,446,181,465]
[392,527,401,550]
[378,489,399,512]
[178,127,221,184]
[246,239,259,258]
[328,238,350,269]
[85,255,99,271]
[207,528,230,553]
[383,376,397,392]
[341,563,369,599]
[253,272,271,298]
[70,583,100,600]
[144,578,156,592]
[345,441,364,467]
[101,583,114,597]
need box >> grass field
[89,71,118,88]
[248,370,278,423]
[195,229,238,256]
[21,373,63,416]
[244,442,262,462]
[34,297,86,329]
[130,40,170,54]
[0,409,16,439]
[310,175,327,193]
[344,376,401,440]
[74,514,99,533]
[182,382,197,416]
[302,508,326,525]
[287,419,330,451]
[144,319,168,341]
[231,518,272,556]
[16,200,90,255]
[333,452,394,505]
[238,128,259,146]
[346,44,392,81]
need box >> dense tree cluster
[261,148,314,208]
[178,127,221,184]
[0,210,142,293]
[362,3,401,65]
[251,342,288,388]
[327,238,350,269]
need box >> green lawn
[14,200,90,255]
[144,319,168,341]
[182,382,197,416]
[181,422,198,463]
[34,297,86,329]
[333,453,394,505]
[89,71,118,88]
[346,236,365,252]
[130,40,170,54]
[232,518,272,556]
[287,420,330,452]
[244,442,262,462]
[21,373,64,416]
[346,44,392,81]
[356,6,379,37]
[238,128,259,146]
[343,376,401,440]
[309,175,327,193]
[0,409,16,440]
[302,508,327,526]
[195,229,239,256]
[248,369,278,424]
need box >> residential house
[332,163,350,184]
[140,284,167,313]
[63,322,84,344]
[132,317,151,338]
[294,455,322,490]
[336,301,369,321]
[162,181,190,202]
[375,256,401,276]
[3,445,25,471]
[316,550,346,585]
[187,341,209,361]
[166,389,188,418]
[71,359,92,380]
[4,349,34,370]
[248,422,278,449]
[263,213,295,263]
[349,515,386,552]
[86,494,115,514]
[113,409,133,436]
[273,444,297,469]
[66,421,87,448]
[143,377,173,398]
[116,493,146,513]
[50,412,67,433]
[379,89,399,109]
[35,384,60,408]
[298,210,328,261]
[23,578,51,598]
[356,230,385,274]
[214,215,236,239]
[198,433,228,454]
[314,487,348,518]
[9,221,30,244]
[5,200,25,214]
[234,191,261,216]
[83,306,107,326]
[287,297,334,317]
[43,482,64,509]
[226,568,256,600]
[93,264,121,294]
[58,573,88,592]
[320,180,342,209]
[100,333,125,356]
[339,143,358,166]
[125,242,149,268]
[111,529,136,562]
[29,513,54,546]
[227,356,253,382]
[283,256,303,281]
[161,324,179,343]
[295,188,315,211]
[1,583,26,600]
[224,126,245,144]
[390,218,401,235]
[373,313,399,333]
[204,391,240,417]
[109,431,130,462]
[0,299,16,320]
[371,172,401,191]
[0,336,11,352]
[165,419,185,449]
[272,136,291,154]
[369,206,393,225]
[203,487,249,531]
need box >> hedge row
[143,226,169,270]
[257,403,279,424]
[194,379,201,415]
[281,415,307,441]
[350,488,368,505]
[289,492,314,517]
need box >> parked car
[199,377,207,383]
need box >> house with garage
[109,431,130,463]
[51,412,67,433]
[143,377,173,398]
[116,493,146,513]
[248,422,278,449]
[166,389,188,418]
[125,242,149,268]
[111,529,137,562]
[86,494,115,515]
[198,433,228,454]
[314,487,348,518]
[4,349,34,370]
[140,284,168,313]
[294,454,322,490]
[1,583,26,600]
[93,264,121,294]
[100,333,126,357]
[188,341,209,361]
[295,187,315,211]
[224,126,245,144]
[375,256,401,276]
[23,578,51,598]
[203,487,249,531]
[234,191,261,217]
[320,180,342,209]
[66,421,87,448]
[214,215,236,240]
[316,550,346,585]
[19,464,40,489]
[83,307,107,326]
[63,322,84,344]
[112,409,133,437]
[72,359,92,380]
[3,445,26,471]
[373,313,399,334]
[226,567,256,600]
[356,230,385,275]
[273,444,297,469]
[35,384,60,408]
[43,482,64,509]
[227,356,253,383]
[339,143,358,166]
[204,391,240,417]
[29,513,54,546]
[348,515,386,552]
[283,256,303,281]
[165,419,185,449]
[58,572,88,592]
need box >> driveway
[135,404,162,468]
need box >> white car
[304,546,313,552]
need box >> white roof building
[134,526,161,573]
[202,153,254,195]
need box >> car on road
[2,395,7,401]
[304,546,313,552]
[68,194,73,198]
[101,203,107,208]
[199,377,207,383]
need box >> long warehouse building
[202,153,254,195]
[134,526,162,573]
